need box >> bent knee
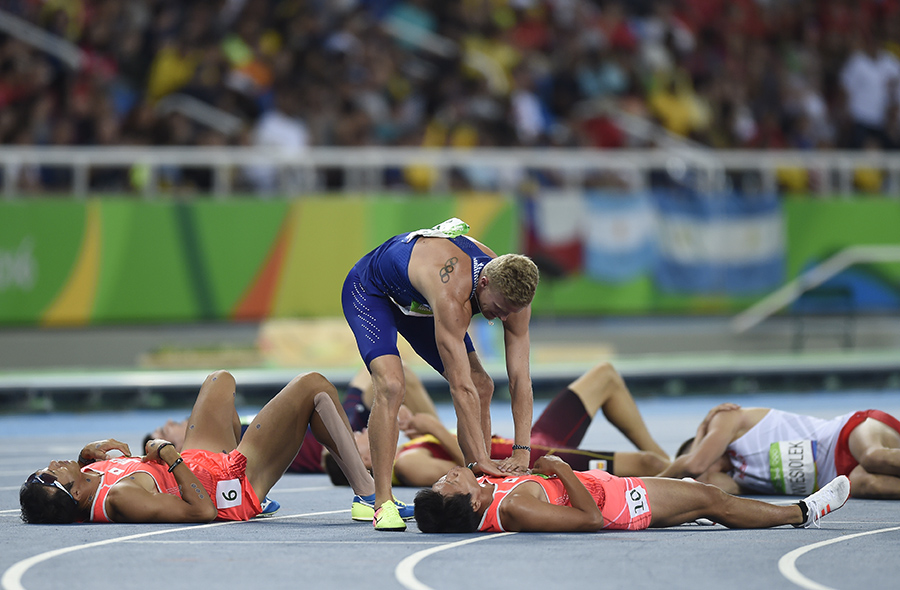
[847,466,883,498]
[371,375,406,402]
[593,361,615,377]
[856,446,898,474]
[471,370,494,396]
[288,371,332,395]
[205,370,235,388]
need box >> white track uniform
[727,409,854,495]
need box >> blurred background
[0,0,899,412]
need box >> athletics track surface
[2,389,899,590]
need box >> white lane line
[778,526,900,590]
[1,509,346,590]
[396,533,516,590]
[123,539,445,545]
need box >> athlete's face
[151,419,188,450]
[31,460,81,489]
[432,466,480,497]
[476,284,523,322]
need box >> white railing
[2,147,900,198]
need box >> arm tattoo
[439,257,459,283]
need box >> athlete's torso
[86,457,178,523]
[727,409,854,493]
[354,234,492,316]
[477,472,605,532]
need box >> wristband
[167,457,184,472]
[156,442,175,458]
[512,444,531,451]
[78,453,94,465]
[467,462,477,470]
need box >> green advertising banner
[0,196,517,326]
[1,195,897,326]
[783,198,900,277]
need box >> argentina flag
[653,191,785,294]
[583,191,657,283]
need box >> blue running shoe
[256,496,281,518]
[351,493,414,521]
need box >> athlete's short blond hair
[483,254,539,307]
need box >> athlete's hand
[79,439,131,464]
[705,403,741,419]
[142,439,175,463]
[469,457,508,477]
[497,450,530,474]
[696,403,741,439]
[532,455,570,477]
[397,407,435,439]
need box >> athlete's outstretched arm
[657,410,742,479]
[499,305,534,473]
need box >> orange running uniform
[477,469,652,532]
[86,449,261,522]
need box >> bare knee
[693,481,731,516]
[281,372,336,408]
[290,371,331,392]
[857,447,897,474]
[372,374,405,408]
[570,361,617,392]
[204,370,235,389]
[472,370,494,401]
[593,361,615,379]
[849,468,877,497]
[848,464,900,498]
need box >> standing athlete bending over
[342,218,539,530]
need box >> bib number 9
[216,479,242,509]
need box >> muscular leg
[368,354,407,507]
[343,366,374,431]
[848,419,900,498]
[238,372,370,501]
[644,478,803,528]
[352,362,437,418]
[181,370,242,455]
[401,363,440,418]
[610,451,669,477]
[569,362,668,460]
[310,391,374,496]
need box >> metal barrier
[3,147,900,198]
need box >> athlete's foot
[373,500,407,531]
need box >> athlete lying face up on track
[19,371,376,524]
[414,455,850,533]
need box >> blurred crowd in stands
[2,0,900,193]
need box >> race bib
[626,485,649,518]
[769,440,818,495]
[215,478,242,509]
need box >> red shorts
[182,449,261,521]
[582,469,652,531]
[834,410,900,477]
